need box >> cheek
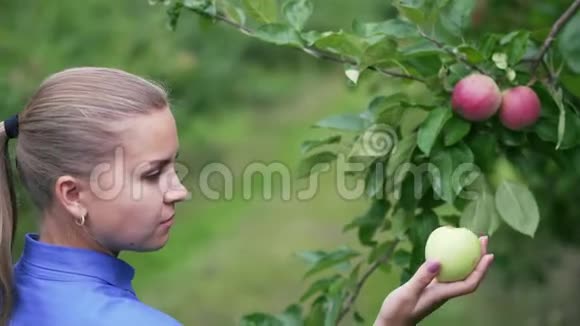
[87,177,165,246]
[120,177,165,222]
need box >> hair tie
[4,114,19,139]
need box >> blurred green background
[2,0,580,325]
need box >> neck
[39,216,119,257]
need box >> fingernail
[427,261,441,273]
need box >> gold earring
[75,213,86,226]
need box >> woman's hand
[374,236,494,326]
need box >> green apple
[425,226,481,283]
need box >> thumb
[405,260,441,295]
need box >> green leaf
[184,0,215,10]
[440,214,460,227]
[408,209,439,275]
[530,27,550,42]
[499,128,525,147]
[495,181,540,237]
[300,276,339,302]
[367,93,407,116]
[439,0,476,36]
[220,0,246,26]
[296,250,327,265]
[399,173,419,215]
[547,86,566,150]
[401,108,430,136]
[452,141,474,162]
[392,249,411,268]
[368,240,397,263]
[417,107,452,156]
[301,30,322,45]
[282,0,313,31]
[499,30,530,65]
[241,313,283,326]
[313,31,365,61]
[314,113,368,132]
[429,150,453,203]
[479,33,500,59]
[460,183,501,236]
[534,114,580,150]
[467,131,497,173]
[297,151,337,179]
[429,143,474,203]
[561,67,580,98]
[558,13,580,73]
[391,208,412,238]
[277,304,304,326]
[365,161,386,198]
[305,298,325,326]
[298,248,360,278]
[344,199,389,246]
[242,0,278,24]
[402,55,442,77]
[456,44,485,64]
[399,39,442,57]
[241,304,304,326]
[386,133,418,177]
[489,155,523,187]
[300,135,341,155]
[443,116,471,146]
[532,85,578,149]
[347,263,361,289]
[353,311,365,324]
[254,23,304,47]
[362,38,398,67]
[324,293,343,326]
[352,19,418,39]
[446,63,472,88]
[395,0,427,25]
[367,94,406,125]
[167,0,184,31]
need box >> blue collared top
[10,233,181,326]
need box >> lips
[160,214,175,225]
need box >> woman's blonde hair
[0,67,169,324]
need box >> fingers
[479,236,488,256]
[434,253,494,298]
[404,260,441,295]
[411,235,494,321]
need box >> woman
[0,67,493,326]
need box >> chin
[130,235,171,252]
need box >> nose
[163,171,190,204]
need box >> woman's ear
[53,175,87,219]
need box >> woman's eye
[145,170,162,180]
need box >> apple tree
[153,0,580,324]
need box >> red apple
[452,74,502,121]
[499,86,541,130]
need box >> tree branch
[336,239,400,325]
[530,0,580,76]
[418,29,487,75]
[302,48,426,83]
[187,8,425,83]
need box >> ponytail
[0,119,18,325]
